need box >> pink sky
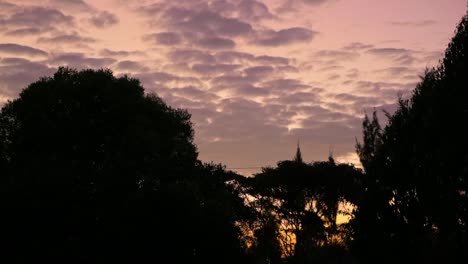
[0,0,466,175]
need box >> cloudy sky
[0,0,466,175]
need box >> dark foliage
[241,148,362,264]
[351,14,468,263]
[0,68,249,263]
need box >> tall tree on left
[0,67,204,263]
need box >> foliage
[0,68,249,263]
[241,153,362,263]
[351,15,468,263]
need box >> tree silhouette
[0,68,250,263]
[352,14,468,263]
[243,150,362,263]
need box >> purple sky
[0,0,466,175]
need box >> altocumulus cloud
[90,11,119,28]
[0,0,457,174]
[252,27,316,46]
[5,27,55,37]
[0,6,74,27]
[303,0,335,5]
[196,37,236,50]
[0,43,48,57]
[143,32,183,46]
[38,34,96,44]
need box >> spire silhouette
[328,145,335,164]
[294,140,303,163]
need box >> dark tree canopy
[0,68,249,263]
[352,14,468,263]
[0,67,198,185]
[240,149,362,264]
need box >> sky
[0,0,466,175]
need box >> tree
[0,68,249,263]
[243,151,362,263]
[351,14,468,263]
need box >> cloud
[186,10,253,37]
[137,71,180,84]
[237,0,275,21]
[143,32,182,46]
[115,60,148,72]
[90,11,119,28]
[0,1,16,9]
[4,26,55,37]
[204,65,292,92]
[138,2,314,49]
[191,95,360,170]
[196,37,236,49]
[214,51,255,64]
[0,6,74,27]
[211,74,254,89]
[277,0,338,13]
[342,42,374,51]
[214,51,291,66]
[99,49,131,57]
[197,0,275,22]
[192,63,241,75]
[146,6,253,37]
[317,65,345,72]
[235,84,270,97]
[375,66,420,78]
[37,34,96,44]
[252,27,316,46]
[262,78,311,92]
[0,57,55,97]
[48,0,93,12]
[345,68,359,78]
[367,48,411,56]
[303,0,337,5]
[333,93,379,110]
[278,65,299,73]
[388,20,437,27]
[315,50,360,61]
[0,57,31,64]
[0,0,454,175]
[244,66,275,79]
[255,55,290,65]
[327,74,340,80]
[367,47,415,64]
[49,53,116,69]
[0,43,48,57]
[293,123,360,144]
[135,71,202,87]
[353,80,416,103]
[172,86,220,102]
[418,51,443,64]
[99,49,144,57]
[169,49,216,64]
[271,91,321,105]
